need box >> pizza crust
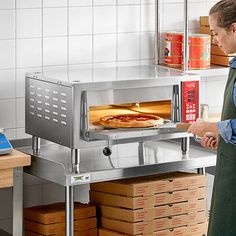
[98,113,164,128]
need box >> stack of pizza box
[24,202,97,236]
[200,16,236,66]
[90,172,208,236]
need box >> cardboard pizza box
[188,198,206,212]
[101,217,154,235]
[137,172,206,193]
[200,26,211,35]
[154,211,206,231]
[90,172,207,197]
[154,221,208,236]
[187,211,207,225]
[99,205,154,222]
[211,54,234,66]
[24,202,96,224]
[98,222,208,236]
[25,228,97,236]
[187,221,208,235]
[98,228,152,236]
[98,199,206,222]
[154,199,206,218]
[211,44,226,56]
[200,16,209,26]
[90,178,156,197]
[154,187,206,206]
[24,217,97,235]
[90,191,154,209]
[154,226,187,236]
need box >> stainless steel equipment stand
[197,167,206,175]
[71,149,80,173]
[138,142,145,165]
[13,167,23,236]
[32,136,40,155]
[23,140,216,236]
[181,137,190,156]
[65,186,74,236]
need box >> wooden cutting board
[0,149,31,188]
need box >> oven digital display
[182,81,199,123]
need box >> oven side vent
[25,77,73,148]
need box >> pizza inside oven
[98,113,164,128]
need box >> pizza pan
[117,126,160,131]
[93,118,168,130]
[93,119,190,131]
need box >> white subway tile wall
[0,0,221,139]
[0,0,225,232]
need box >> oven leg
[71,149,80,173]
[197,167,206,175]
[65,186,74,236]
[32,136,40,154]
[138,142,145,165]
[181,137,190,156]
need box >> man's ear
[232,23,236,33]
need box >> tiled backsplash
[0,0,223,233]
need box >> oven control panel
[181,81,199,123]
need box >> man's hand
[200,132,218,150]
[187,119,218,137]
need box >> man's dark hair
[209,0,236,30]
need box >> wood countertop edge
[0,149,31,170]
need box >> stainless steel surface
[71,149,80,173]
[206,166,215,175]
[32,136,40,155]
[66,186,74,236]
[88,129,192,144]
[22,140,216,186]
[138,142,145,164]
[181,137,190,155]
[183,0,189,72]
[13,167,23,236]
[154,0,161,65]
[27,65,197,84]
[197,167,206,175]
[25,76,73,148]
[172,85,180,122]
[10,138,48,149]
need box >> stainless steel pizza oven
[25,65,200,172]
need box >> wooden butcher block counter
[0,149,31,188]
[0,149,30,236]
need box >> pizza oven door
[79,81,198,143]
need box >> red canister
[164,32,211,69]
[188,34,211,69]
[164,32,183,68]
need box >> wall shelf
[189,65,229,77]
